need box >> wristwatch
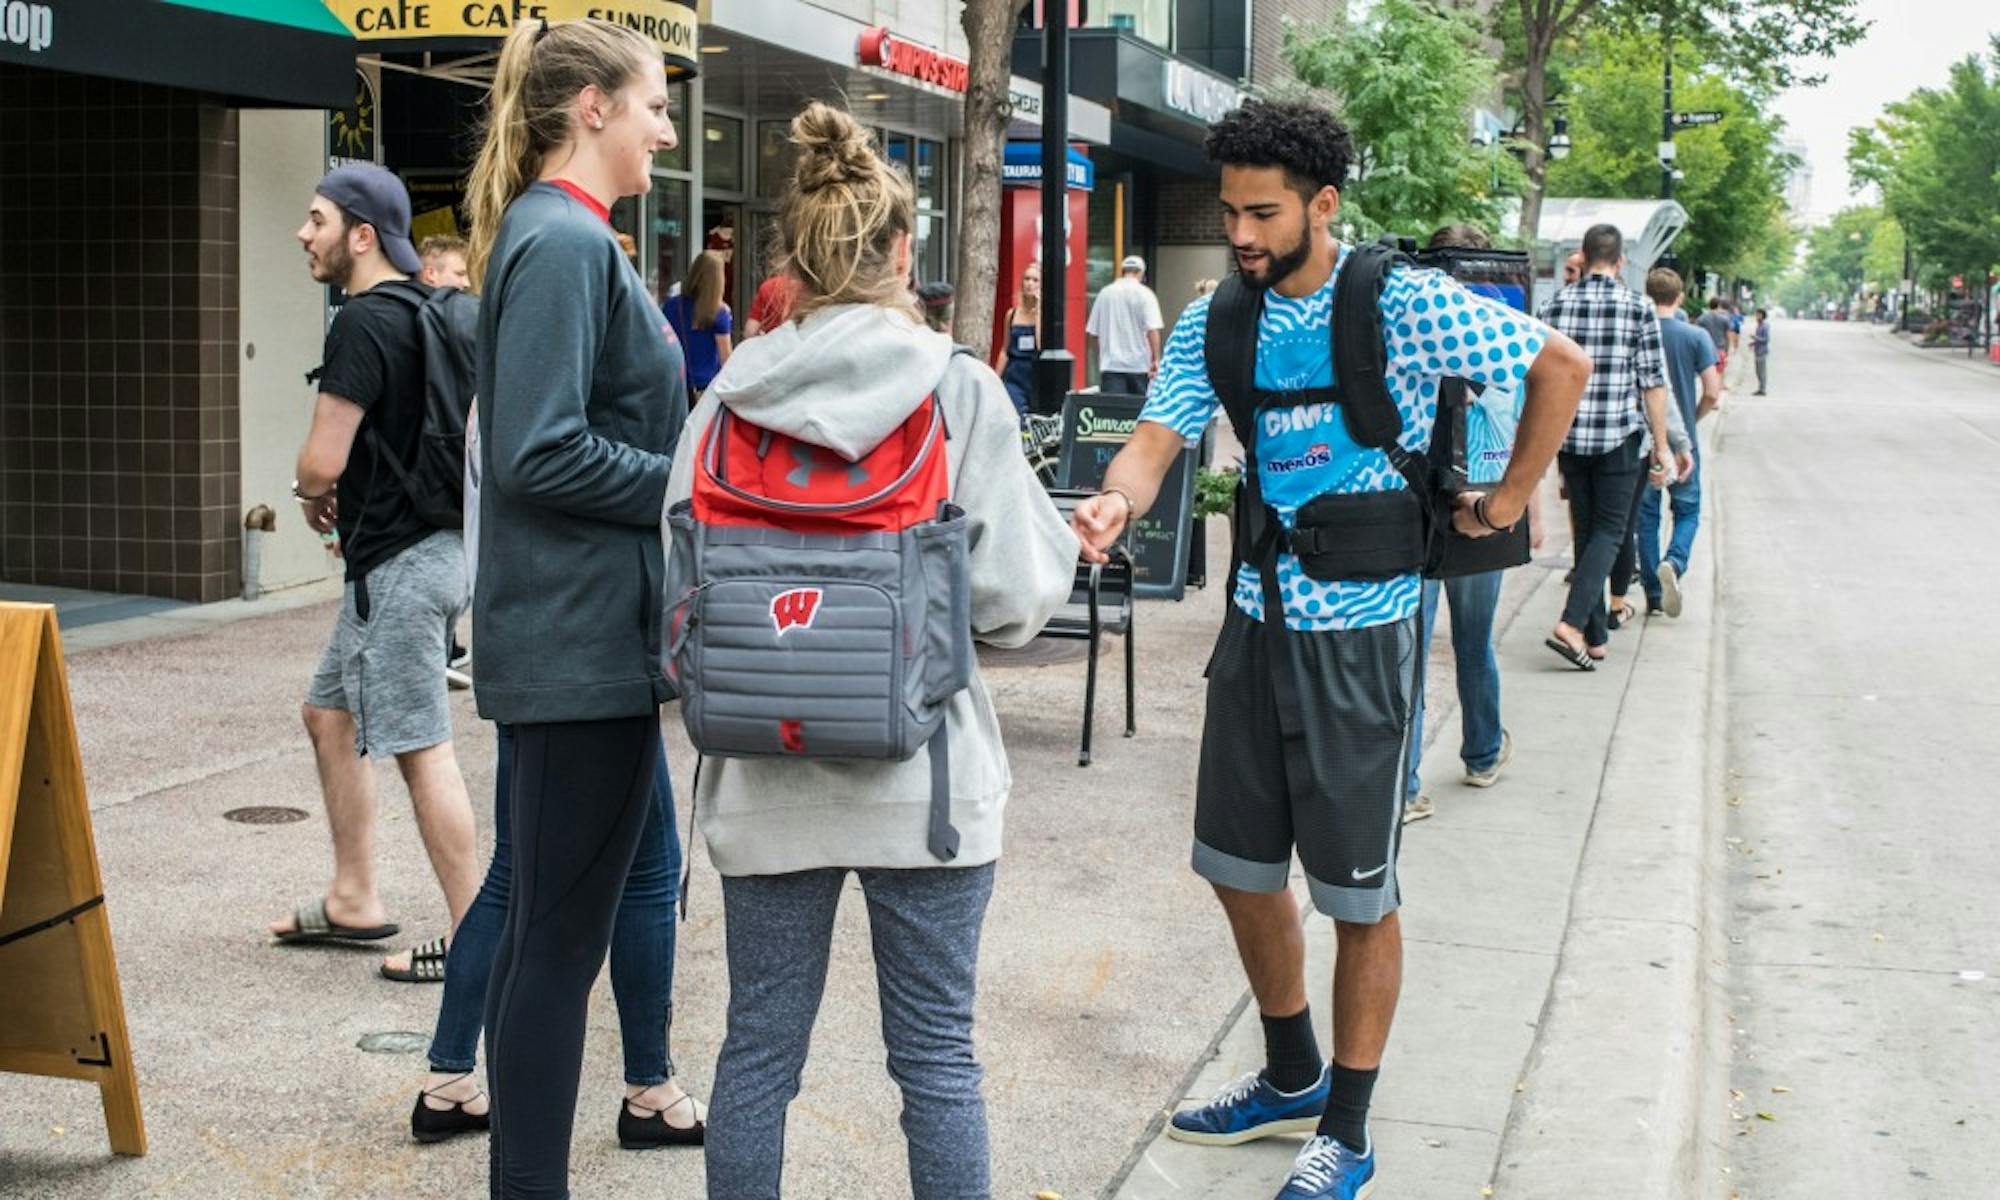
[291,479,330,502]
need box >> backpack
[661,393,974,863]
[369,280,478,529]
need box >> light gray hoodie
[665,302,1078,875]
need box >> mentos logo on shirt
[1266,443,1332,474]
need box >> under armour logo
[770,587,823,635]
[785,442,870,488]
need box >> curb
[1489,430,1729,1196]
[1867,324,2000,379]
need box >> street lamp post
[1033,4,1074,417]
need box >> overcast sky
[1772,0,2000,224]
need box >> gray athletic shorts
[306,531,466,759]
[1192,604,1420,924]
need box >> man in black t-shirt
[267,164,478,971]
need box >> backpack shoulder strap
[1202,275,1261,449]
[1331,242,1406,452]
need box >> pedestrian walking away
[994,261,1042,418]
[1070,100,1589,1200]
[663,249,734,397]
[1087,254,1165,395]
[460,18,687,1197]
[1608,314,1693,631]
[1638,269,1720,618]
[664,101,1075,1199]
[1752,307,1772,394]
[1696,295,1733,386]
[1540,223,1675,669]
[269,161,481,970]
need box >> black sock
[1258,1008,1322,1093]
[1316,1061,1378,1153]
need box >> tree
[1848,38,2000,284]
[1285,0,1526,240]
[1543,30,1795,283]
[952,0,1026,358]
[1503,0,1867,243]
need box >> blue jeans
[1406,571,1507,798]
[427,723,681,1086]
[1637,451,1702,601]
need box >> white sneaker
[445,666,472,691]
[1401,794,1434,824]
[1464,731,1513,789]
[1657,561,1683,619]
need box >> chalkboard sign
[1056,392,1196,601]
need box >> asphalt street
[1714,323,2000,1197]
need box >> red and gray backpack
[661,394,973,862]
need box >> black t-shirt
[317,284,433,581]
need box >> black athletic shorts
[1192,603,1420,924]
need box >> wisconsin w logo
[769,588,824,635]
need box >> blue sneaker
[1165,1067,1328,1146]
[1276,1135,1376,1199]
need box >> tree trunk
[1516,52,1549,247]
[953,0,1023,359]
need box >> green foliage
[1284,0,1525,240]
[1593,0,1868,93]
[1848,38,2000,279]
[1193,466,1240,520]
[1542,30,1795,281]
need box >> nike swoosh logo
[1351,863,1389,881]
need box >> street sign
[1675,111,1724,127]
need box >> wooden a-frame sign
[0,603,145,1155]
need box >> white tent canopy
[1535,197,1690,303]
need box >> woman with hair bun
[461,17,695,1195]
[666,102,1076,1198]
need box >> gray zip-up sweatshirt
[473,182,686,723]
[666,304,1078,874]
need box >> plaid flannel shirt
[1544,274,1665,455]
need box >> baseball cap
[315,163,423,275]
[1120,255,1145,273]
[916,281,955,308]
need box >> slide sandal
[274,898,401,945]
[1544,636,1597,672]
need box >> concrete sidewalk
[1112,473,1725,1198]
[0,479,1721,1199]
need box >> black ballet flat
[411,1076,491,1144]
[618,1093,705,1149]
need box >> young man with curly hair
[1073,101,1591,1198]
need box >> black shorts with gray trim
[1192,603,1420,924]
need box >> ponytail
[463,18,654,288]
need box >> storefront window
[704,113,745,193]
[1095,0,1172,48]
[916,213,945,285]
[756,121,795,200]
[649,177,692,304]
[653,81,693,173]
[914,139,943,211]
[882,132,913,182]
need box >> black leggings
[484,714,661,1199]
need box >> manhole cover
[977,639,1094,669]
[357,1031,430,1055]
[223,806,309,825]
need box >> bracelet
[292,480,330,502]
[1100,487,1136,521]
[1475,495,1506,532]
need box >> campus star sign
[324,1,699,76]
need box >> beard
[1235,220,1314,292]
[313,238,354,289]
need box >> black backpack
[369,280,479,529]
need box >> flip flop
[1544,636,1597,671]
[274,898,400,945]
[380,935,448,983]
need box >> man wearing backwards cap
[1087,253,1166,396]
[269,163,479,974]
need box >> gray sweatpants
[706,863,997,1200]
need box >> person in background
[664,250,734,397]
[1752,307,1772,394]
[460,17,690,1194]
[1087,254,1165,395]
[743,269,802,337]
[917,280,955,333]
[993,261,1041,419]
[1637,267,1719,619]
[1193,278,1220,297]
[1541,223,1674,670]
[672,101,1075,1200]
[1696,295,1734,381]
[1401,223,1526,825]
[419,234,472,290]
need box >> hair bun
[790,102,877,191]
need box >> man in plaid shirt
[1542,224,1673,668]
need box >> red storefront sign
[857,26,969,93]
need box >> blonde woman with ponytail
[665,102,1076,1199]
[453,18,701,1195]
